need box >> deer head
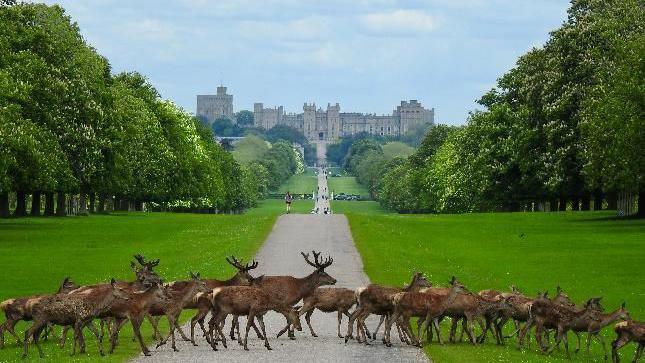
[110,278,131,301]
[133,254,160,271]
[226,256,259,284]
[57,277,80,294]
[131,256,163,288]
[301,251,336,286]
[552,286,575,308]
[584,297,604,312]
[188,271,208,293]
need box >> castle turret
[327,103,340,141]
[303,103,316,141]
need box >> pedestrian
[284,191,293,214]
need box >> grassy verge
[331,201,386,215]
[278,169,318,195]
[0,210,279,362]
[248,199,314,215]
[345,210,645,362]
[328,176,369,198]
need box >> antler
[301,251,333,269]
[134,254,160,269]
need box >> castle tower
[254,103,264,128]
[327,103,340,141]
[303,103,316,141]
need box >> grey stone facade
[196,86,234,124]
[254,100,434,142]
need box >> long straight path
[134,143,429,362]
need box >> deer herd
[0,252,643,362]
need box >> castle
[196,86,435,142]
[255,101,434,141]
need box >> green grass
[278,170,318,195]
[0,210,280,362]
[331,201,387,215]
[328,176,369,198]
[345,210,645,363]
[247,199,314,215]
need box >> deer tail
[0,299,14,312]
[354,287,366,307]
[193,292,206,304]
[210,288,223,305]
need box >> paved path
[134,150,429,362]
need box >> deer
[384,280,467,347]
[141,272,208,352]
[297,287,357,338]
[187,256,261,346]
[206,284,303,351]
[611,320,644,363]
[0,277,79,348]
[22,279,130,358]
[256,251,337,340]
[105,281,170,356]
[547,300,630,359]
[344,272,432,345]
[59,255,164,348]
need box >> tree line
[0,3,266,217]
[334,0,643,216]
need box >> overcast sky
[43,0,569,124]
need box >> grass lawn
[278,169,318,195]
[248,199,314,215]
[0,210,279,362]
[345,210,645,363]
[331,201,387,215]
[328,176,369,198]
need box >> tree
[235,110,254,127]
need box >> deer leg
[372,314,385,340]
[449,317,458,343]
[633,344,643,363]
[205,315,219,351]
[594,333,608,360]
[23,321,46,359]
[358,310,372,345]
[337,310,344,338]
[382,313,394,347]
[477,317,489,344]
[256,315,272,351]
[345,307,361,343]
[87,321,104,356]
[2,319,21,346]
[518,319,533,348]
[145,314,161,340]
[305,310,317,337]
[130,316,151,356]
[236,317,243,345]
[243,312,255,351]
[190,307,208,346]
[611,335,629,363]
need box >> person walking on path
[284,191,293,213]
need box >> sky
[43,0,570,125]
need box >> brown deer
[60,256,164,347]
[0,277,79,348]
[207,285,303,351]
[146,272,208,352]
[298,287,357,338]
[548,300,630,359]
[22,279,130,358]
[187,256,260,345]
[344,272,432,344]
[611,320,644,363]
[258,251,336,340]
[384,281,466,347]
[106,281,170,356]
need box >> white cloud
[359,9,438,35]
[238,16,331,41]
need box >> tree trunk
[637,188,644,218]
[97,194,105,214]
[88,192,95,214]
[607,191,617,210]
[78,191,89,216]
[56,192,67,216]
[558,196,567,211]
[31,191,41,216]
[0,192,9,218]
[593,192,604,211]
[44,192,55,216]
[14,191,28,217]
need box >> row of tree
[0,3,264,217]
[338,0,643,216]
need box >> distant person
[284,191,293,214]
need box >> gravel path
[133,150,429,362]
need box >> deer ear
[252,275,265,284]
[111,278,117,286]
[621,302,626,308]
